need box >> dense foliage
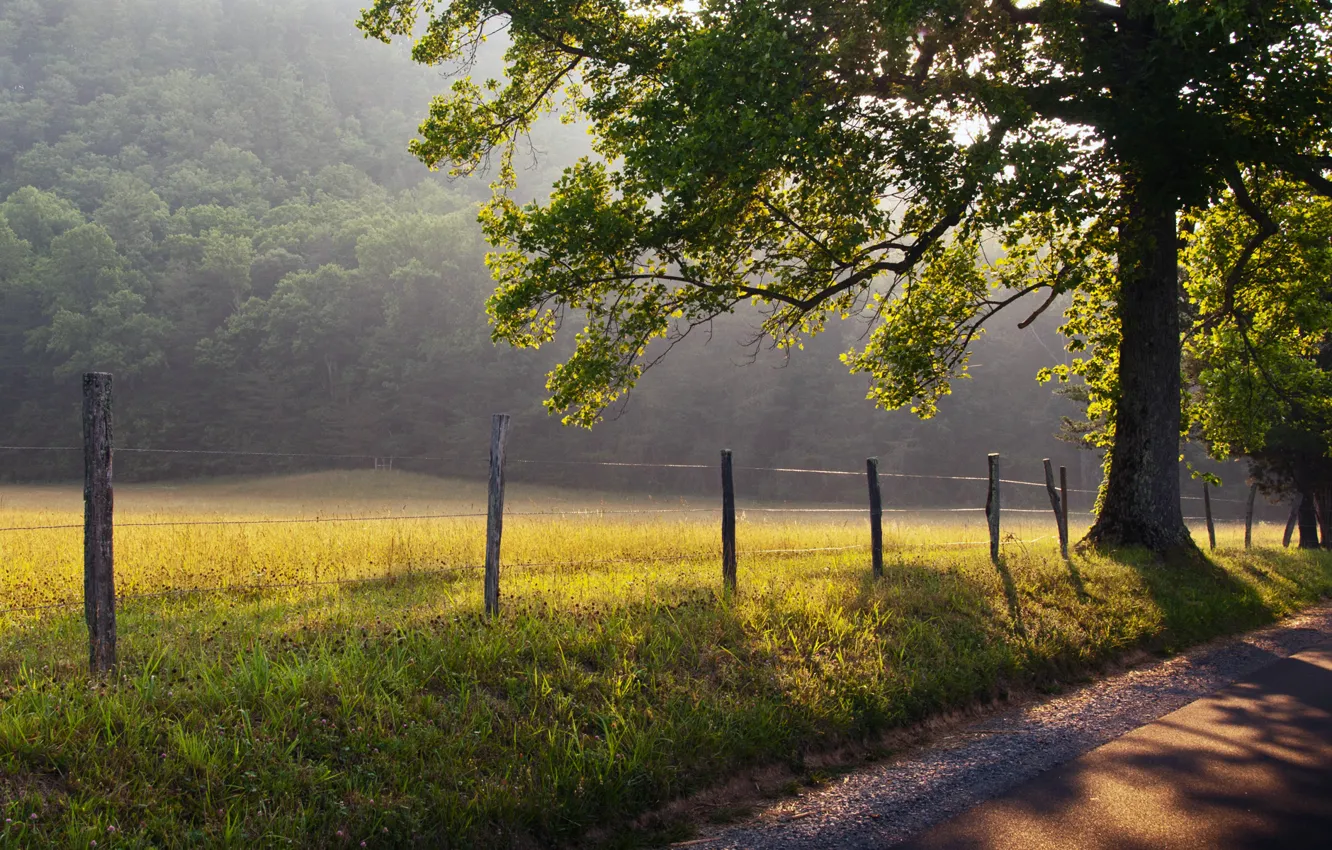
[0,0,519,467]
[0,0,1102,493]
[1183,179,1332,544]
[359,0,1332,550]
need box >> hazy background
[0,0,1257,514]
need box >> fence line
[119,447,453,461]
[510,458,712,470]
[0,444,1256,504]
[0,507,733,534]
[0,504,1109,535]
[0,522,84,533]
[0,444,455,461]
[935,534,1054,548]
[0,377,1287,666]
[0,530,1076,618]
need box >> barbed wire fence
[0,374,1278,673]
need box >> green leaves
[1182,177,1332,462]
[843,242,987,418]
[363,0,1332,451]
[43,290,171,379]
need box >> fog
[0,0,1263,515]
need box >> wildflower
[107,825,117,833]
[336,829,346,838]
[29,813,38,820]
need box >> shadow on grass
[993,556,1026,637]
[3,547,1331,849]
[1091,544,1332,653]
[1065,556,1091,602]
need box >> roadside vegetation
[1,473,1328,848]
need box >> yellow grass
[0,472,1322,848]
[0,470,1286,618]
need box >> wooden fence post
[83,372,116,675]
[1059,465,1069,553]
[721,449,736,593]
[986,453,1000,564]
[1244,483,1258,549]
[1203,482,1216,551]
[1043,459,1068,559]
[484,413,510,617]
[867,457,883,578]
[1283,501,1298,547]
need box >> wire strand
[510,458,711,470]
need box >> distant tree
[1183,178,1332,547]
[0,188,84,252]
[1249,427,1331,548]
[361,0,1332,553]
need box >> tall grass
[0,473,1326,848]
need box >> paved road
[696,606,1332,850]
[903,643,1332,849]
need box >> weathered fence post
[867,457,883,578]
[721,449,736,593]
[484,413,510,617]
[1203,482,1216,551]
[986,453,1000,564]
[1043,459,1068,559]
[1059,465,1070,552]
[1283,501,1298,547]
[1244,483,1258,549]
[83,372,116,674]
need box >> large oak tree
[361,0,1332,552]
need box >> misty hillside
[0,0,1104,494]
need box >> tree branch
[992,0,1126,25]
[1201,165,1278,331]
[992,0,1042,24]
[755,197,851,268]
[1017,284,1060,329]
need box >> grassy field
[0,471,1327,848]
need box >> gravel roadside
[683,602,1332,850]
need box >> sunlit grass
[0,472,1326,848]
[0,470,1098,614]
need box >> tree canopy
[361,0,1332,552]
[0,0,1099,492]
[1183,177,1332,545]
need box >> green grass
[0,473,1328,848]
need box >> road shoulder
[902,642,1332,849]
[687,602,1332,850]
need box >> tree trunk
[1315,486,1332,549]
[1298,490,1320,549]
[1083,179,1193,553]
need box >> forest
[0,0,1116,497]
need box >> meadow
[0,471,1327,848]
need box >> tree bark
[1083,178,1193,553]
[1298,490,1320,549]
[1315,487,1332,549]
